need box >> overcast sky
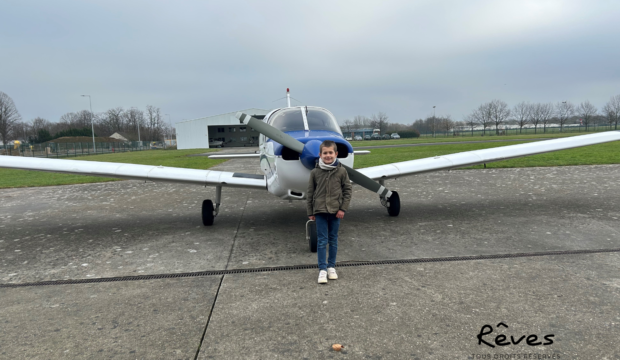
[2,0,619,125]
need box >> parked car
[382,134,391,140]
[364,135,371,140]
[354,136,363,141]
[345,136,352,141]
[391,133,400,139]
[371,133,381,140]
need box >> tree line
[338,95,620,137]
[0,91,173,145]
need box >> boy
[307,140,352,284]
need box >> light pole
[433,105,436,138]
[81,95,96,152]
[165,114,173,145]
[132,107,141,144]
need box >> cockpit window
[269,108,305,132]
[307,109,342,134]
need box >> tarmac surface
[1,150,620,359]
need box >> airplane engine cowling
[300,140,322,170]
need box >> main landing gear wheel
[387,191,400,217]
[307,220,318,253]
[202,199,214,226]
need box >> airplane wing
[208,153,261,159]
[356,131,620,180]
[0,156,266,189]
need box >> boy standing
[307,140,352,284]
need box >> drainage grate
[2,248,619,288]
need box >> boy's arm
[340,169,353,212]
[307,170,315,217]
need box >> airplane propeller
[236,112,398,212]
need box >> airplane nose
[300,140,322,170]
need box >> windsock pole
[286,88,291,108]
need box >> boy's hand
[308,216,315,221]
[336,210,345,219]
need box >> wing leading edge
[0,156,266,189]
[357,131,620,180]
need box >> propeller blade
[342,164,392,198]
[236,112,304,153]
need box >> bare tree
[145,105,164,141]
[605,95,620,130]
[472,104,493,136]
[555,101,575,132]
[0,91,22,145]
[603,103,616,130]
[512,102,531,133]
[488,100,510,135]
[539,103,554,133]
[341,119,353,135]
[31,117,51,134]
[529,103,553,134]
[105,107,124,133]
[463,113,477,136]
[352,115,370,129]
[370,112,389,135]
[577,101,597,131]
[12,121,30,141]
[439,115,455,135]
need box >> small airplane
[1,90,620,252]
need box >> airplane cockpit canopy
[307,109,342,134]
[270,108,305,132]
[269,107,342,135]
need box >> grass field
[0,149,223,189]
[350,131,616,147]
[1,134,619,189]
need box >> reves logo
[477,322,555,348]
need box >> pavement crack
[224,192,250,270]
[194,274,224,360]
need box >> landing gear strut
[306,220,318,253]
[379,180,400,217]
[202,186,222,226]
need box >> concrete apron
[1,160,619,359]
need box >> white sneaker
[318,270,328,284]
[327,267,338,280]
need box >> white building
[176,108,270,150]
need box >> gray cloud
[2,0,619,125]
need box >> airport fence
[418,123,618,138]
[0,141,167,158]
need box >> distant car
[345,137,352,141]
[354,136,363,141]
[364,135,371,140]
[209,140,224,148]
[371,133,381,140]
[382,134,391,140]
[391,133,400,139]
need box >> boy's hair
[319,140,338,154]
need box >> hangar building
[176,108,270,150]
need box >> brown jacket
[307,161,352,216]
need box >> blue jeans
[315,213,340,271]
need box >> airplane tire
[308,221,318,253]
[387,191,400,217]
[202,199,214,226]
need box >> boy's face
[320,145,337,164]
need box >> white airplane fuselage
[256,106,355,200]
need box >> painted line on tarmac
[2,247,619,288]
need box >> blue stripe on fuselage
[267,130,353,156]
